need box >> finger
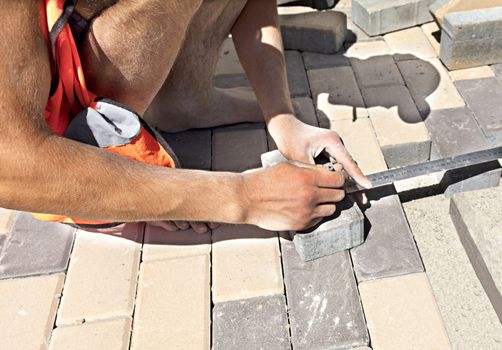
[315,169,345,188]
[150,221,179,232]
[325,143,372,189]
[316,188,345,204]
[208,222,220,229]
[313,204,337,218]
[190,221,209,234]
[174,221,190,230]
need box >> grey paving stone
[292,97,319,126]
[213,74,250,89]
[280,11,347,54]
[450,185,502,322]
[440,8,502,70]
[352,0,435,36]
[350,187,424,282]
[161,129,211,170]
[350,55,405,88]
[212,123,268,172]
[0,213,75,279]
[302,51,350,70]
[285,50,311,98]
[492,63,502,80]
[403,195,502,349]
[454,77,502,141]
[212,295,291,350]
[281,241,369,350]
[442,166,502,198]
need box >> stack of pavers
[1,1,502,349]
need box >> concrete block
[350,188,424,282]
[0,273,64,350]
[492,63,502,80]
[361,86,431,168]
[285,50,310,98]
[280,11,347,54]
[161,129,211,170]
[359,273,452,350]
[344,39,390,60]
[49,318,132,350]
[308,66,367,122]
[397,58,465,116]
[292,97,319,126]
[384,27,437,60]
[215,37,244,77]
[442,165,502,198]
[302,51,350,70]
[131,255,210,350]
[454,77,502,140]
[440,7,502,70]
[430,0,502,27]
[404,196,502,349]
[278,6,316,15]
[213,74,249,88]
[421,21,441,56]
[345,18,380,43]
[212,123,268,172]
[56,224,143,326]
[330,118,388,175]
[451,185,502,321]
[260,149,288,168]
[212,224,283,302]
[212,295,291,350]
[0,213,75,279]
[449,66,495,81]
[350,55,405,88]
[281,241,369,349]
[142,224,211,261]
[352,0,435,36]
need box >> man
[0,0,371,234]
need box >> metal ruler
[344,146,502,193]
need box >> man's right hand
[241,162,346,231]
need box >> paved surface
[1,3,502,350]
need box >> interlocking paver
[404,196,502,349]
[131,254,210,350]
[213,295,291,350]
[397,58,465,116]
[362,85,431,167]
[451,185,502,321]
[454,77,502,140]
[142,224,211,261]
[0,273,64,350]
[281,239,369,350]
[280,11,347,54]
[292,97,318,126]
[212,224,283,302]
[0,208,15,235]
[212,123,268,172]
[421,21,441,56]
[0,213,75,279]
[359,273,452,350]
[384,27,436,60]
[308,66,367,122]
[213,74,249,88]
[449,66,495,81]
[344,40,390,60]
[302,51,350,70]
[350,189,423,282]
[56,224,143,326]
[285,50,310,98]
[330,118,388,174]
[161,129,211,170]
[49,317,132,350]
[350,55,405,89]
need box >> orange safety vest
[34,0,179,228]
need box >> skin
[0,0,370,234]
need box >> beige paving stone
[131,255,210,350]
[278,5,315,15]
[330,118,388,175]
[359,273,452,350]
[212,224,283,303]
[449,66,496,81]
[49,317,132,350]
[142,224,211,262]
[421,21,441,56]
[0,207,15,234]
[0,273,64,350]
[56,223,143,326]
[384,27,436,60]
[214,37,244,77]
[344,39,390,60]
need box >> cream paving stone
[0,207,15,235]
[131,255,210,350]
[330,118,388,175]
[56,223,143,326]
[212,224,283,303]
[359,273,452,350]
[0,273,64,350]
[449,66,495,81]
[384,27,436,60]
[421,21,441,56]
[344,40,391,60]
[278,5,315,15]
[142,224,211,262]
[215,37,244,77]
[49,317,132,350]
